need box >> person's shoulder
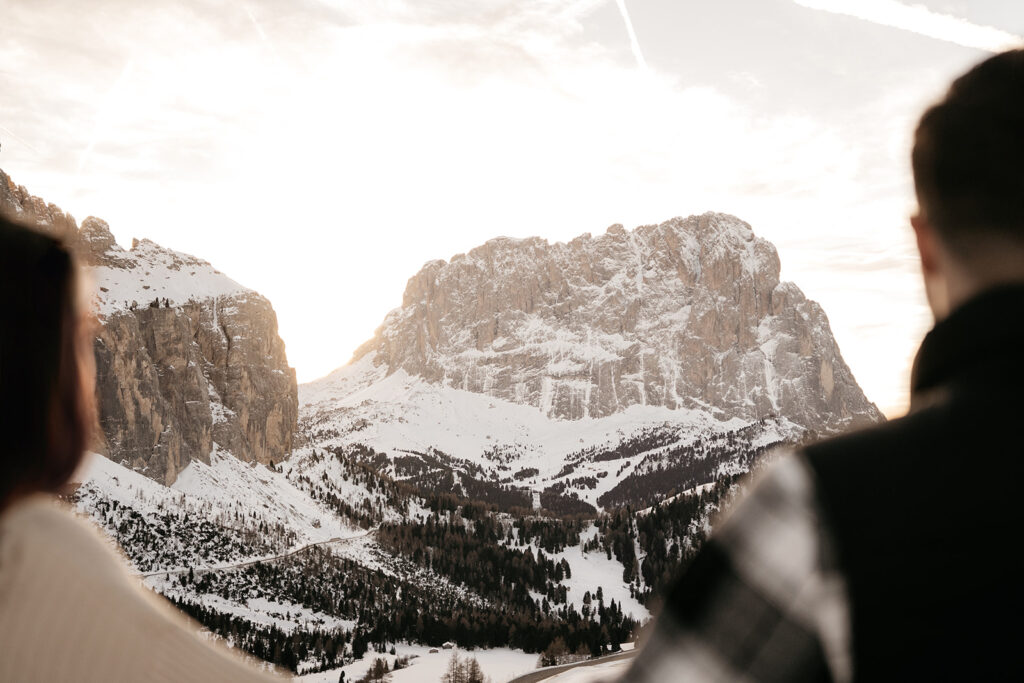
[0,495,283,681]
[795,406,963,529]
[0,493,130,585]
[802,405,945,470]
[714,450,820,559]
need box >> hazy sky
[1,0,1020,417]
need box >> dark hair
[0,212,96,511]
[912,49,1024,254]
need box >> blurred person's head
[911,48,1024,320]
[0,212,96,512]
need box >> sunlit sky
[2,0,1021,417]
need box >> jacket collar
[911,283,1024,405]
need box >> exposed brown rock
[2,168,298,484]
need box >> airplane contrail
[245,7,271,44]
[0,123,42,155]
[614,0,649,71]
[793,0,1023,53]
[245,5,285,65]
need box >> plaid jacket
[619,454,850,683]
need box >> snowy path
[507,650,636,683]
[134,529,374,578]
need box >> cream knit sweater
[0,494,282,682]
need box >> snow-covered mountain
[1,169,298,485]
[347,213,879,429]
[300,213,881,512]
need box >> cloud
[793,0,1023,53]
[77,59,135,174]
[0,0,945,416]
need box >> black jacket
[804,284,1024,681]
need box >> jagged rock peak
[353,212,881,434]
[76,217,126,267]
[0,168,77,237]
[79,216,115,247]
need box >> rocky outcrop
[355,213,882,433]
[1,169,78,237]
[2,168,298,484]
[93,292,296,484]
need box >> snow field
[298,644,539,683]
[91,238,251,316]
[550,526,650,622]
[78,447,363,558]
[299,354,786,510]
[173,446,362,547]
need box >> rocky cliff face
[92,287,297,484]
[2,169,297,484]
[354,213,881,433]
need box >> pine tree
[465,657,484,683]
[365,658,390,682]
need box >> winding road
[135,529,374,579]
[507,650,636,683]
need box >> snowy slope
[73,451,499,672]
[299,645,540,683]
[550,525,649,622]
[172,446,359,546]
[75,451,362,570]
[90,236,251,316]
[300,352,800,511]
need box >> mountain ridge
[342,212,881,432]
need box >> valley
[2,167,881,680]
